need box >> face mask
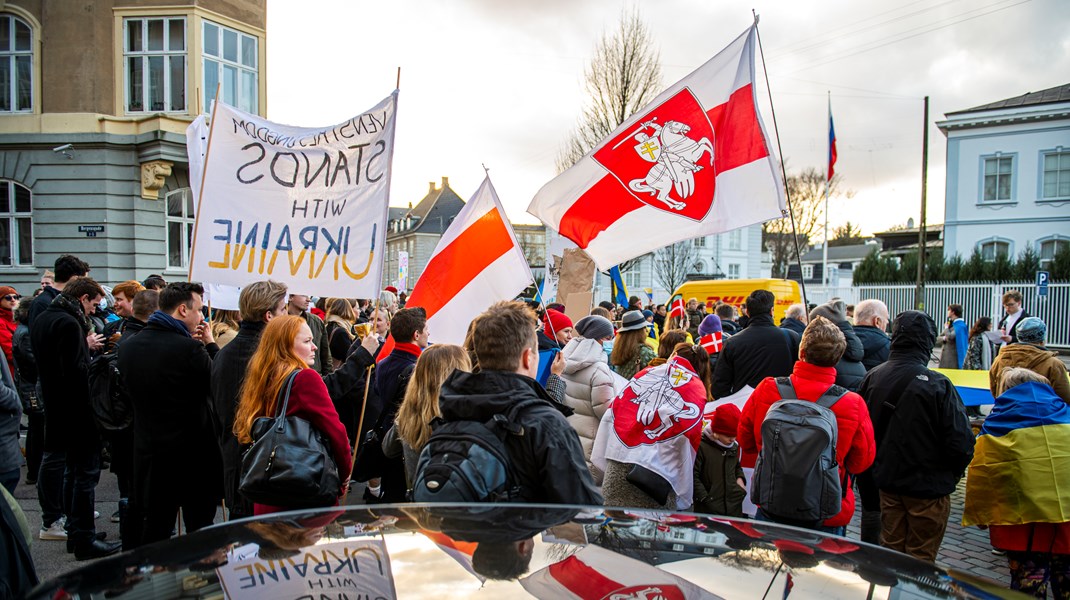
[602,340,614,353]
[99,298,108,311]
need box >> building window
[165,188,194,269]
[625,270,642,289]
[979,239,1010,262]
[1041,150,1070,200]
[693,236,706,247]
[728,229,742,251]
[0,14,32,113]
[0,180,32,266]
[728,264,740,279]
[124,17,186,113]
[203,21,257,114]
[802,264,813,280]
[982,155,1013,202]
[1039,238,1068,268]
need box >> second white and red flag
[528,25,784,270]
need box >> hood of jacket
[439,369,571,422]
[561,337,608,374]
[889,310,936,363]
[997,343,1060,371]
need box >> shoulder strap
[815,384,849,410]
[774,376,795,400]
[273,369,302,422]
[492,398,545,437]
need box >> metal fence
[803,282,1069,349]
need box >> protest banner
[217,539,396,600]
[188,92,397,298]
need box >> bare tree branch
[653,241,697,294]
[761,168,850,277]
[556,7,663,173]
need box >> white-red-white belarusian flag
[386,177,532,348]
[528,25,784,270]
[521,545,722,600]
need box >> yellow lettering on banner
[268,249,280,274]
[288,249,308,277]
[209,243,231,269]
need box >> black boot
[860,510,881,545]
[66,531,107,553]
[73,538,121,560]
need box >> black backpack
[412,398,542,503]
[750,377,848,523]
[88,351,133,431]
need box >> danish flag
[668,298,686,319]
[700,331,723,354]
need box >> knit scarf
[148,310,192,338]
[51,294,91,334]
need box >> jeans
[37,450,66,527]
[0,468,19,495]
[755,507,846,536]
[63,449,102,545]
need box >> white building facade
[936,84,1070,267]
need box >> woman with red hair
[233,315,352,514]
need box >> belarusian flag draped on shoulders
[387,176,533,351]
[528,25,784,270]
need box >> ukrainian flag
[934,368,994,406]
[963,381,1070,527]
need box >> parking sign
[1037,270,1050,297]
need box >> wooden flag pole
[753,11,809,309]
[187,83,222,282]
[343,297,383,504]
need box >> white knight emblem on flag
[626,118,714,210]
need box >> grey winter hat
[618,310,648,332]
[575,315,614,340]
[1017,317,1046,344]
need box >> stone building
[0,0,267,293]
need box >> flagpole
[753,12,809,309]
[822,92,831,296]
[187,83,221,282]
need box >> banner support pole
[753,11,809,310]
[187,83,222,282]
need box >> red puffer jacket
[738,361,876,527]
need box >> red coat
[738,361,876,527]
[254,368,354,515]
[0,307,15,376]
[990,523,1070,554]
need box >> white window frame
[728,229,742,251]
[980,153,1015,203]
[0,179,33,267]
[1040,148,1070,202]
[123,17,187,114]
[202,20,258,114]
[0,14,33,113]
[1038,236,1069,268]
[624,270,642,289]
[165,188,194,270]
[802,264,814,280]
[693,236,706,247]
[728,263,741,279]
[977,238,1011,262]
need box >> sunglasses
[2,294,19,301]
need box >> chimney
[441,176,449,188]
[407,202,412,209]
[428,181,436,194]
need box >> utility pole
[915,96,929,310]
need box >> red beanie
[543,309,574,336]
[711,404,741,437]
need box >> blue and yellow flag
[608,266,629,307]
[963,381,1070,527]
[934,368,994,406]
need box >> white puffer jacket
[561,337,618,484]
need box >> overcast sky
[265,0,1068,238]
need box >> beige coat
[990,343,1070,405]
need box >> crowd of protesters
[2,254,1069,598]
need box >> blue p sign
[1037,270,1050,297]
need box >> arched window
[1039,237,1069,268]
[0,180,33,266]
[978,239,1010,262]
[0,14,33,112]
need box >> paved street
[13,460,1011,590]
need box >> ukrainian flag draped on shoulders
[963,381,1070,527]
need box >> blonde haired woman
[233,315,352,514]
[324,297,358,370]
[384,345,472,489]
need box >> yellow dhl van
[671,278,802,324]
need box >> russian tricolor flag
[828,100,837,181]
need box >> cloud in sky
[266,0,1068,236]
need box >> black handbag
[239,370,341,508]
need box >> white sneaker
[94,510,100,520]
[39,520,67,541]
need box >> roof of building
[800,243,878,263]
[388,177,466,237]
[947,83,1070,115]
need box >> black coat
[372,347,418,431]
[30,295,98,452]
[854,325,890,372]
[780,317,807,335]
[831,320,867,392]
[858,311,975,499]
[711,313,799,398]
[26,286,58,328]
[997,309,1031,344]
[117,321,222,510]
[438,369,603,505]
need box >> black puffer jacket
[854,325,890,371]
[809,301,866,391]
[437,369,603,505]
[711,313,799,398]
[858,311,975,499]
